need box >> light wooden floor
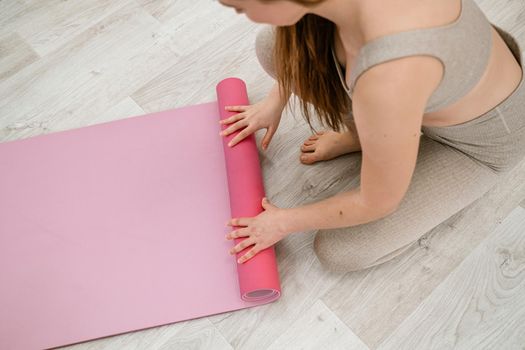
[1,0,525,349]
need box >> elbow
[361,196,402,220]
[380,202,400,217]
[372,203,399,220]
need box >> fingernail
[228,142,232,147]
[237,259,242,263]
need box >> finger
[226,229,250,240]
[219,113,244,125]
[237,246,260,264]
[228,217,250,227]
[303,140,315,145]
[261,126,275,150]
[261,196,273,210]
[230,237,255,255]
[221,119,248,137]
[224,105,247,112]
[301,143,315,152]
[228,127,252,148]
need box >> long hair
[263,0,352,133]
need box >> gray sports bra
[331,0,493,114]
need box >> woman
[218,0,525,270]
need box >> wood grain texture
[378,206,525,349]
[0,32,38,81]
[267,300,370,350]
[0,0,133,56]
[0,1,178,141]
[1,0,524,349]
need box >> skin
[218,0,524,264]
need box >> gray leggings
[255,24,525,272]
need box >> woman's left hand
[226,197,289,264]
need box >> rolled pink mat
[0,77,281,349]
[216,77,281,302]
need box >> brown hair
[263,0,352,133]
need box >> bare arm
[280,54,441,234]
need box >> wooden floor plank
[377,207,525,349]
[0,32,39,81]
[0,1,178,142]
[0,0,133,56]
[267,300,370,350]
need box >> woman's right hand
[220,96,284,151]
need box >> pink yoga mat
[0,77,281,350]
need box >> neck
[308,0,366,54]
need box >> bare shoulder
[359,0,462,41]
[351,0,462,113]
[352,55,444,119]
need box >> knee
[255,25,277,79]
[313,229,373,272]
